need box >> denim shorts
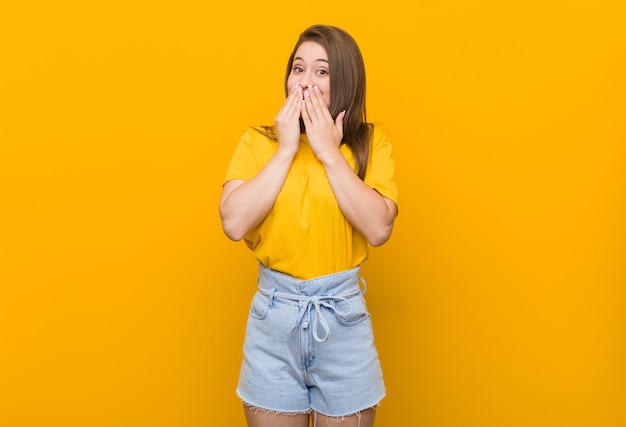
[236,264,386,417]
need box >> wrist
[275,143,298,160]
[316,148,343,168]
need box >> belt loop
[268,286,277,307]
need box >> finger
[303,86,321,122]
[291,85,306,118]
[278,83,301,119]
[310,85,331,121]
[276,87,295,116]
[335,109,346,133]
[300,97,312,127]
[286,83,302,109]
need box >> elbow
[220,217,246,242]
[367,200,397,247]
[368,234,390,247]
[367,223,394,247]
[219,202,247,241]
[223,228,245,242]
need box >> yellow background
[1,1,624,426]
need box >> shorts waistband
[257,264,365,296]
[257,264,366,343]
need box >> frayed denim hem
[312,404,379,427]
[242,400,312,416]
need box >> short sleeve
[223,129,264,184]
[364,126,399,205]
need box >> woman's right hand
[274,83,303,155]
[219,83,303,241]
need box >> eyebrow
[294,56,328,63]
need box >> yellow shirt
[223,125,398,280]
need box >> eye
[292,65,304,73]
[316,69,329,76]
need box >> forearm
[219,148,296,241]
[322,153,397,246]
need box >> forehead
[294,41,328,61]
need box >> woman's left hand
[301,85,346,164]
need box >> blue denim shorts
[236,264,386,417]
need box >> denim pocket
[249,291,270,320]
[334,295,369,327]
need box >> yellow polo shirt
[223,125,398,280]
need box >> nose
[298,71,314,89]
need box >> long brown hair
[258,25,371,179]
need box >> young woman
[219,24,398,427]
